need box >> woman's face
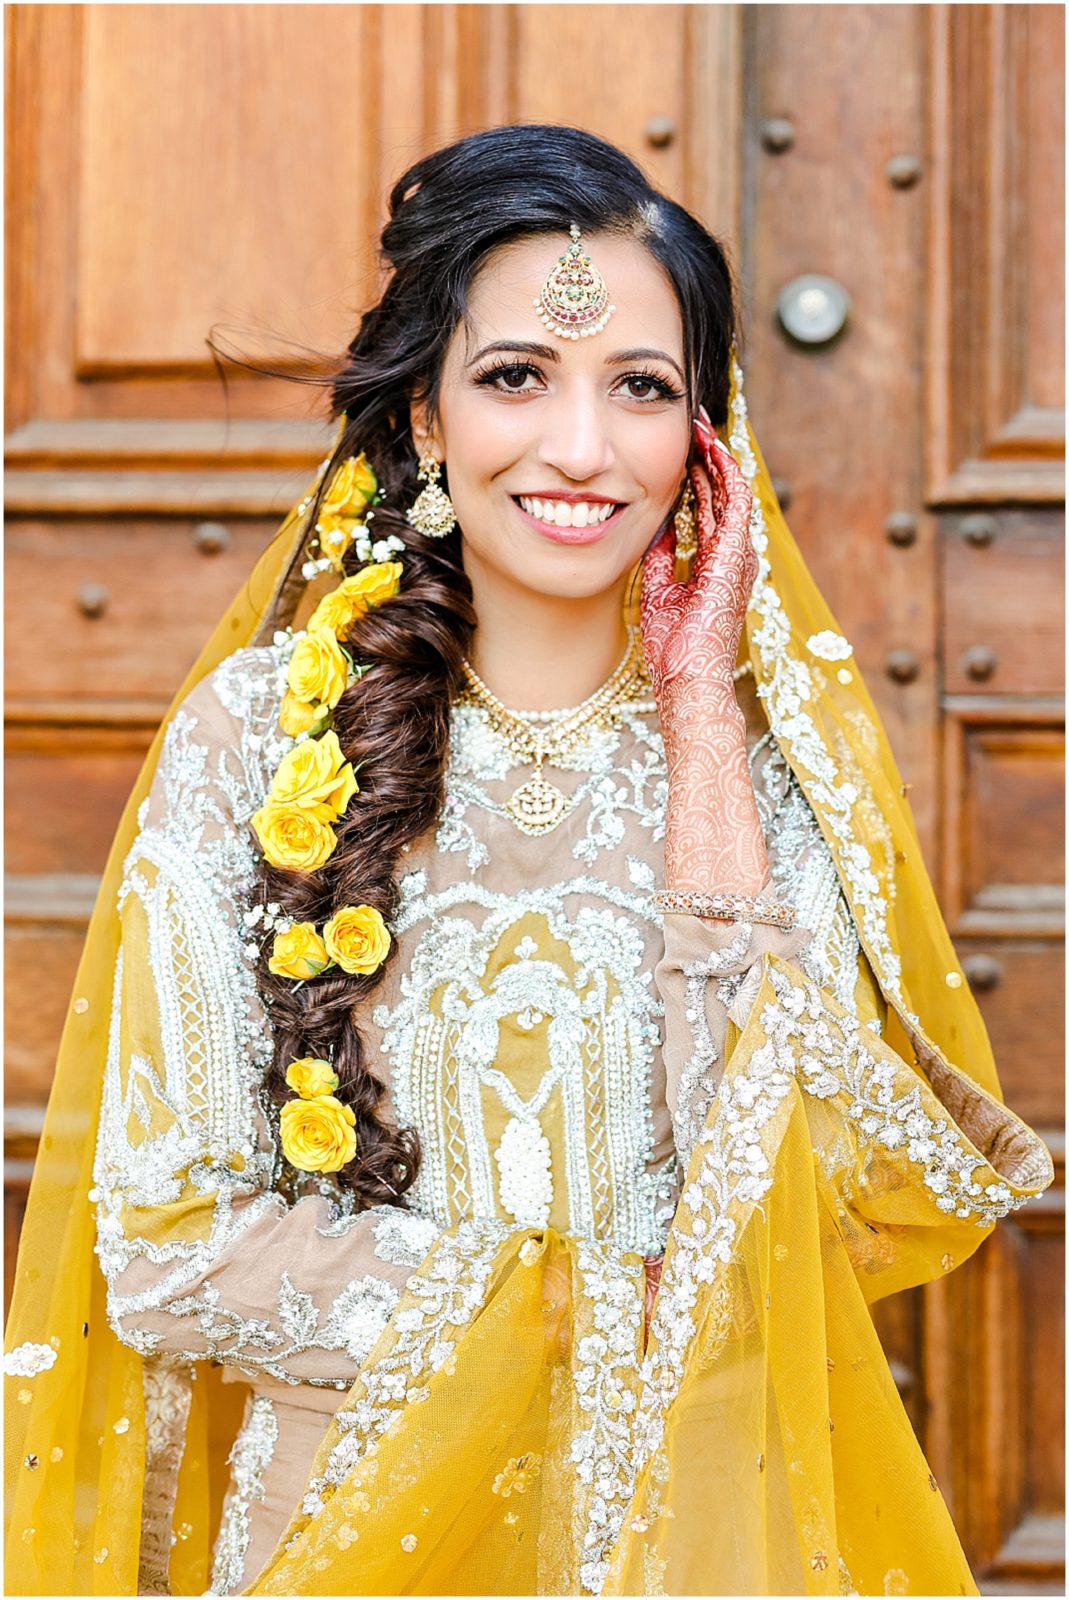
[411,232,692,603]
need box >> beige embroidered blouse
[91,642,877,1592]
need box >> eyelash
[472,359,685,404]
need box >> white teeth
[518,496,618,526]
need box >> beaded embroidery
[209,1392,279,1595]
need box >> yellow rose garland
[323,904,392,975]
[314,451,380,572]
[286,629,349,710]
[279,1093,356,1173]
[266,906,392,982]
[280,1057,353,1173]
[268,924,330,980]
[307,562,404,636]
[285,1057,340,1097]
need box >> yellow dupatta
[5,365,1051,1597]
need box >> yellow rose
[307,586,361,638]
[285,1056,339,1097]
[251,803,338,872]
[307,563,403,636]
[323,904,392,976]
[280,1094,356,1173]
[269,924,330,980]
[286,630,349,711]
[322,453,378,520]
[278,690,324,737]
[267,731,358,819]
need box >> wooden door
[5,6,1063,1590]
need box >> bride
[5,123,1052,1598]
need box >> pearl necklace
[458,629,651,836]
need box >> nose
[535,382,615,482]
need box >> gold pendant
[504,773,571,836]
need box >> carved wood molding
[941,703,1066,940]
[926,5,1065,505]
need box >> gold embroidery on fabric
[138,1359,194,1595]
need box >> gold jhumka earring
[406,452,456,538]
[534,223,616,340]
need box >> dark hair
[253,123,739,1209]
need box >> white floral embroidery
[806,630,853,661]
[209,1392,279,1594]
[732,360,909,1016]
[632,953,1043,1483]
[570,1240,645,1594]
[297,1220,509,1522]
[3,1342,57,1378]
[670,923,755,1175]
[370,1210,442,1268]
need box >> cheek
[634,416,691,501]
[441,396,521,501]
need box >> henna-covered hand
[642,410,768,894]
[641,409,755,704]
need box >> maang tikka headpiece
[534,222,616,340]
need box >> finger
[692,413,719,482]
[693,410,717,456]
[691,455,754,593]
[641,522,677,603]
[686,460,722,586]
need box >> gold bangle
[651,888,797,931]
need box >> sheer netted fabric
[4,374,1052,1598]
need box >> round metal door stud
[777,275,851,346]
[760,117,795,153]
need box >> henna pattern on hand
[642,411,768,895]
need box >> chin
[513,552,641,603]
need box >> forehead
[458,231,684,358]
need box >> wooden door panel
[954,942,1065,1128]
[78,7,378,376]
[942,513,1065,697]
[5,517,282,711]
[6,734,151,875]
[927,5,1065,504]
[942,709,1065,936]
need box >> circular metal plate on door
[777,275,851,345]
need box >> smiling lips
[513,493,624,544]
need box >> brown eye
[617,371,683,403]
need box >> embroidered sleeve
[654,711,888,1177]
[654,897,811,1175]
[91,658,446,1388]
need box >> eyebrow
[466,339,686,386]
